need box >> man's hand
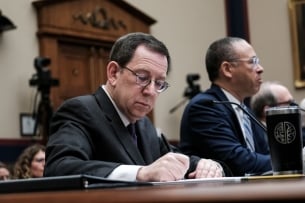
[136,152,189,182]
[188,159,224,178]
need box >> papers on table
[151,174,305,185]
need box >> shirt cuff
[107,165,142,181]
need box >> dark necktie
[127,123,137,146]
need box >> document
[151,174,305,185]
[151,177,243,185]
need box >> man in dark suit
[44,32,225,182]
[180,37,272,176]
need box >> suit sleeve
[180,95,271,176]
[44,97,121,178]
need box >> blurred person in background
[13,144,45,179]
[250,81,305,144]
[250,81,295,127]
[0,161,11,180]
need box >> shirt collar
[102,85,129,127]
[221,88,242,106]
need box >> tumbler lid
[265,106,300,116]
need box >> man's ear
[107,61,120,85]
[220,61,233,78]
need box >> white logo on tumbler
[274,122,296,144]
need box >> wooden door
[56,41,110,109]
[33,0,156,139]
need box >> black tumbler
[266,106,303,175]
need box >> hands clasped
[136,152,224,182]
[188,158,224,179]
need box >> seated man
[44,32,228,182]
[250,81,295,126]
[180,37,271,176]
[250,81,305,144]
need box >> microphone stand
[169,74,201,114]
[169,98,189,114]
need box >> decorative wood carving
[72,6,127,31]
[31,0,156,140]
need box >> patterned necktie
[241,104,255,151]
[127,123,137,146]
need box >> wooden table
[0,176,305,202]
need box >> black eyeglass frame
[120,66,170,93]
[271,99,297,107]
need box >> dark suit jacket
[44,87,202,178]
[179,84,272,176]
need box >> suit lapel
[210,84,245,142]
[93,87,145,165]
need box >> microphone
[203,99,267,132]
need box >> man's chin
[134,111,151,119]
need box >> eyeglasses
[121,66,170,93]
[273,99,296,107]
[228,56,260,69]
